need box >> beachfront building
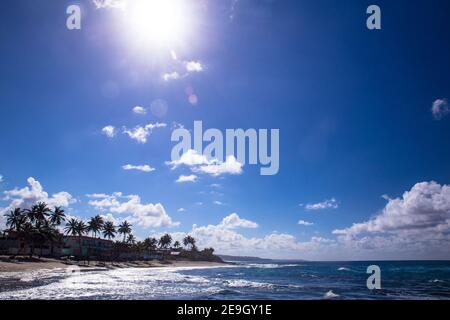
[62,236,114,260]
[0,231,63,257]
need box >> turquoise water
[0,261,449,300]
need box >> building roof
[64,235,114,244]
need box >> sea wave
[323,290,340,299]
[338,267,351,271]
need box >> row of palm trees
[2,202,199,258]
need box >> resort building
[62,236,114,259]
[0,232,114,259]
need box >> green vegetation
[1,202,219,263]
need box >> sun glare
[126,0,189,48]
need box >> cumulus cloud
[334,181,450,236]
[122,164,155,173]
[167,149,210,169]
[176,175,198,183]
[0,175,3,183]
[87,192,178,228]
[0,178,75,227]
[298,220,314,226]
[158,214,335,259]
[432,98,449,120]
[167,150,243,177]
[102,125,116,138]
[331,181,450,259]
[185,61,203,72]
[219,213,258,229]
[195,156,243,176]
[132,106,147,115]
[123,122,167,143]
[305,198,338,211]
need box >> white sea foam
[338,267,351,271]
[324,290,340,299]
[430,279,444,283]
[223,279,275,289]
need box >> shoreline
[0,256,230,274]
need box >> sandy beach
[0,256,229,273]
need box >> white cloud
[158,213,336,259]
[195,156,243,176]
[167,149,210,169]
[213,201,224,206]
[298,220,314,226]
[1,178,75,228]
[334,181,450,236]
[102,125,116,138]
[132,106,147,115]
[210,183,221,188]
[167,150,243,177]
[122,164,155,173]
[177,208,186,212]
[92,0,127,9]
[331,181,450,259]
[185,61,203,72]
[123,122,167,143]
[162,72,181,81]
[88,192,178,228]
[432,98,449,120]
[0,175,3,183]
[219,213,258,229]
[176,175,198,183]
[305,198,338,210]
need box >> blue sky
[1,0,450,260]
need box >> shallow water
[0,261,449,300]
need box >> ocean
[0,261,449,300]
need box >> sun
[126,0,189,48]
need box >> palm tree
[173,241,181,250]
[183,235,196,250]
[159,233,172,249]
[126,234,136,245]
[5,208,26,232]
[87,215,104,238]
[49,206,66,226]
[64,218,79,236]
[102,221,116,240]
[144,237,158,252]
[5,208,27,257]
[26,202,51,226]
[75,220,88,261]
[75,220,88,237]
[118,221,132,242]
[21,222,38,258]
